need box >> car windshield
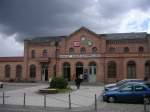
[116,79,143,87]
[116,80,127,86]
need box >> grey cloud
[97,0,150,19]
[0,0,150,42]
[0,0,93,40]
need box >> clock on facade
[80,36,93,46]
[88,41,93,46]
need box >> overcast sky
[0,0,150,56]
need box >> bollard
[69,92,71,109]
[95,94,97,111]
[3,92,5,105]
[23,93,26,106]
[144,97,148,112]
[44,95,46,108]
[144,101,146,112]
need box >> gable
[69,26,98,37]
[63,27,103,52]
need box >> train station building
[0,27,150,83]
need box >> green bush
[50,77,68,89]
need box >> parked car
[102,82,150,103]
[0,82,3,88]
[105,79,144,91]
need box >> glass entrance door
[89,62,96,82]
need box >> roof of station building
[25,27,149,42]
[0,57,24,62]
[100,32,148,40]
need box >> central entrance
[89,62,96,82]
[76,62,83,79]
[41,63,49,81]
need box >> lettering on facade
[59,54,101,58]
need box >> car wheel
[108,96,115,103]
[144,97,150,104]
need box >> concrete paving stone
[0,83,150,112]
[0,83,103,108]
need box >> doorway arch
[16,65,22,81]
[145,60,150,78]
[76,62,83,79]
[63,62,71,81]
[30,64,36,79]
[127,61,136,79]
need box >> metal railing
[1,91,98,111]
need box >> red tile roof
[0,57,24,62]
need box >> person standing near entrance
[49,77,52,88]
[75,77,81,89]
[74,74,80,89]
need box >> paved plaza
[0,83,149,112]
[0,83,103,107]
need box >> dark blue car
[102,82,150,103]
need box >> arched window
[16,65,22,80]
[69,48,74,54]
[42,49,48,57]
[92,47,97,53]
[124,47,129,53]
[76,62,83,68]
[139,46,144,52]
[127,61,136,79]
[30,64,36,78]
[107,61,117,78]
[80,47,86,54]
[63,62,71,81]
[31,50,35,58]
[109,47,115,52]
[145,61,150,78]
[5,65,11,78]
